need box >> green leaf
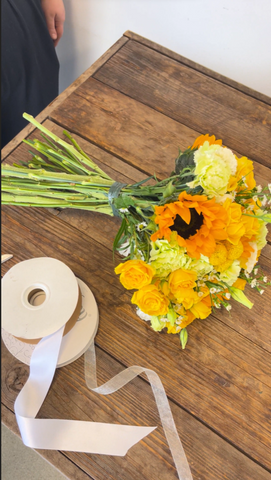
[228,287,253,309]
[205,281,225,292]
[167,308,177,326]
[113,195,135,209]
[113,218,127,254]
[180,328,188,349]
[175,150,195,178]
[162,181,176,198]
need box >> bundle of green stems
[1,114,193,260]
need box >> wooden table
[2,31,271,480]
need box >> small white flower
[260,290,264,295]
[257,185,262,193]
[119,208,129,213]
[250,279,257,288]
[118,241,130,257]
[254,268,258,275]
[263,276,268,283]
[176,316,184,325]
[253,195,258,202]
[225,305,232,311]
[136,308,152,322]
[244,271,250,279]
[214,302,221,309]
[262,195,267,206]
[210,287,217,294]
[268,183,271,193]
[136,221,147,231]
[198,291,204,297]
[225,293,231,300]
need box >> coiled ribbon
[14,325,193,479]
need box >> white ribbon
[14,325,193,479]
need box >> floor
[1,423,66,480]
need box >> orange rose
[115,260,155,290]
[131,284,169,316]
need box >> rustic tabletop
[1,31,271,480]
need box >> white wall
[56,0,271,97]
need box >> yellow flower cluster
[114,135,270,348]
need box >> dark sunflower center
[169,208,204,240]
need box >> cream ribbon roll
[2,257,193,479]
[2,257,79,340]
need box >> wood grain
[49,78,199,178]
[3,344,270,480]
[2,205,271,473]
[94,40,271,166]
[123,31,271,106]
[49,77,271,181]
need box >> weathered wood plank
[49,78,271,181]
[0,36,128,161]
[2,205,271,471]
[94,40,271,167]
[3,343,271,480]
[49,78,199,178]
[123,31,271,106]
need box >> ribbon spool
[1,257,99,367]
[1,257,193,478]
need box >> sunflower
[151,191,228,258]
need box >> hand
[41,0,65,47]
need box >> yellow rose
[190,295,212,319]
[168,269,197,303]
[236,156,256,191]
[169,269,197,290]
[131,284,169,316]
[242,215,261,240]
[223,199,246,245]
[115,260,155,290]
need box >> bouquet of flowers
[2,114,271,348]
